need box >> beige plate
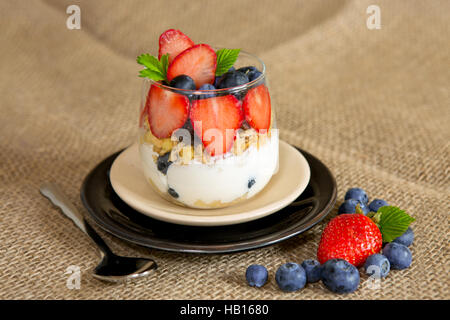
[109,140,310,226]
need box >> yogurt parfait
[137,29,278,209]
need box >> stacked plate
[81,141,336,253]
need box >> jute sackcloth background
[0,0,449,299]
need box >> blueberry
[321,259,360,294]
[169,75,196,90]
[198,84,216,99]
[345,188,369,204]
[247,70,262,82]
[173,120,195,145]
[241,121,251,130]
[275,262,306,292]
[168,187,179,199]
[157,153,172,175]
[214,76,221,87]
[245,264,268,288]
[383,242,412,269]
[393,227,414,247]
[364,254,390,278]
[214,67,235,87]
[199,84,215,91]
[301,259,322,283]
[217,71,249,89]
[338,199,369,215]
[368,199,389,212]
[248,178,256,189]
[237,66,257,75]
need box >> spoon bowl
[93,254,157,282]
[40,182,157,282]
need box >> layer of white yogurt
[139,131,279,208]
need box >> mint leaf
[376,206,415,242]
[139,69,165,81]
[215,48,240,76]
[137,53,168,81]
[137,54,161,72]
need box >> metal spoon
[40,182,157,282]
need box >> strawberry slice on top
[158,29,195,63]
[167,44,217,89]
[190,95,243,156]
[146,85,189,139]
[243,84,271,131]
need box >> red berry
[189,95,243,156]
[243,84,271,131]
[167,44,217,89]
[158,29,195,63]
[146,85,189,139]
[317,214,382,267]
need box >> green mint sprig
[364,206,415,243]
[137,53,169,81]
[215,48,240,76]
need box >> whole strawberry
[317,214,382,267]
[317,206,415,267]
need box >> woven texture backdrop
[0,0,449,299]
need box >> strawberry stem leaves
[370,206,415,242]
[355,204,364,215]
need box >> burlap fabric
[0,0,448,300]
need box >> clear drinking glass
[138,50,278,209]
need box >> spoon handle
[40,182,112,257]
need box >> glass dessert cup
[138,51,279,209]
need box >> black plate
[80,146,337,254]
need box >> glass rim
[143,49,266,95]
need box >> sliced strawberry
[190,95,243,156]
[146,85,189,139]
[243,85,271,131]
[167,44,216,89]
[158,29,195,63]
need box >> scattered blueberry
[301,259,322,283]
[217,71,249,89]
[393,227,414,247]
[247,70,262,82]
[248,178,256,189]
[169,74,196,90]
[168,187,179,199]
[338,199,369,215]
[368,199,389,212]
[237,66,257,74]
[157,153,172,175]
[321,259,360,294]
[245,264,268,288]
[383,242,412,269]
[364,254,390,278]
[275,262,306,292]
[198,84,216,99]
[345,188,369,204]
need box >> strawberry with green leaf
[317,206,415,266]
[137,28,243,88]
